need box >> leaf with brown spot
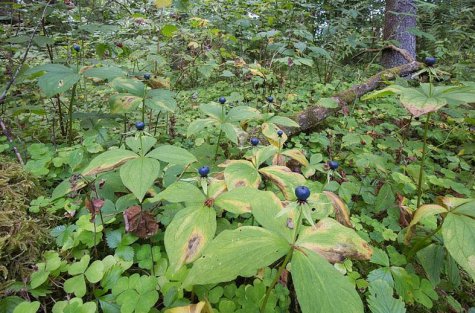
[259,165,306,200]
[81,149,138,177]
[165,206,216,273]
[404,204,447,244]
[323,191,352,227]
[123,205,159,238]
[296,218,372,263]
[109,93,142,114]
[224,160,261,191]
[207,179,227,200]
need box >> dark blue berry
[250,137,260,146]
[277,130,284,137]
[328,160,339,170]
[198,166,210,177]
[424,57,436,67]
[295,186,310,202]
[135,121,145,131]
[73,44,80,52]
[266,96,274,103]
[218,97,226,104]
[144,73,151,80]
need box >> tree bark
[381,0,417,68]
[281,57,423,137]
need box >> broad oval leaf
[281,149,309,167]
[147,145,197,165]
[224,160,261,190]
[165,206,217,273]
[109,93,142,114]
[126,136,157,155]
[28,64,80,97]
[110,77,146,97]
[296,218,372,263]
[262,123,287,148]
[146,89,177,112]
[82,149,138,176]
[184,226,290,286]
[323,191,352,227]
[119,157,160,202]
[220,122,239,144]
[267,115,300,128]
[214,187,261,214]
[155,181,205,204]
[200,102,224,120]
[442,213,475,282]
[187,118,215,137]
[226,106,260,122]
[164,302,206,313]
[259,165,306,200]
[292,248,364,313]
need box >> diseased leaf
[165,206,216,273]
[185,227,289,286]
[224,160,261,190]
[296,218,372,263]
[259,165,306,200]
[82,149,138,177]
[281,149,309,167]
[123,205,159,238]
[323,191,352,227]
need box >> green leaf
[223,160,261,190]
[147,145,197,165]
[185,227,289,286]
[85,260,105,283]
[220,122,239,144]
[165,206,217,273]
[374,183,395,212]
[69,255,91,275]
[146,89,177,112]
[226,106,260,122]
[120,157,160,202]
[82,149,138,177]
[417,244,445,286]
[267,115,300,128]
[28,64,80,97]
[367,280,406,313]
[13,301,41,313]
[259,165,306,200]
[161,24,178,37]
[251,189,295,243]
[110,77,145,97]
[155,181,205,204]
[64,275,87,298]
[317,97,339,109]
[125,136,157,155]
[30,264,50,289]
[292,248,364,313]
[442,213,475,281]
[187,118,215,137]
[200,102,224,120]
[296,218,373,263]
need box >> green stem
[260,248,293,313]
[214,129,223,161]
[68,83,78,145]
[416,112,432,208]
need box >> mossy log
[283,60,423,136]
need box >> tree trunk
[381,0,417,68]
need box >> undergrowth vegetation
[0,0,474,313]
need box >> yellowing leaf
[155,0,172,8]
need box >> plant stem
[407,223,442,261]
[68,83,78,145]
[260,248,293,313]
[416,112,431,208]
[214,129,223,161]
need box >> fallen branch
[283,59,423,136]
[0,0,51,165]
